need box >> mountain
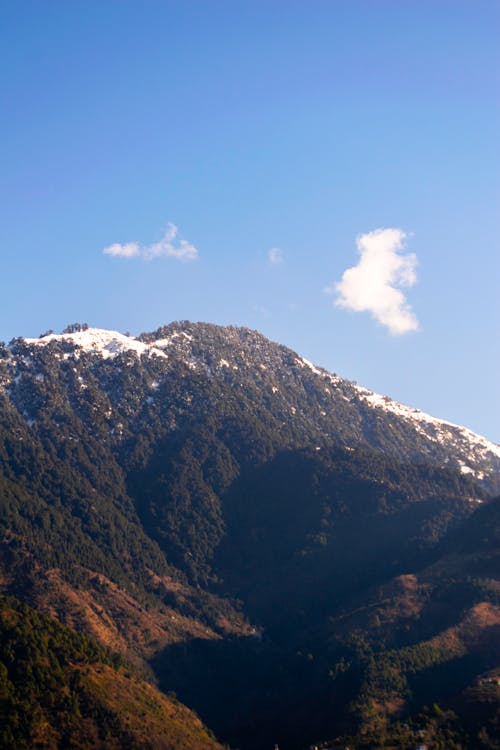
[0,595,225,750]
[8,322,499,489]
[0,321,498,749]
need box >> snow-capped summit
[3,321,499,493]
[22,327,168,360]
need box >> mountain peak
[21,327,167,360]
[5,321,499,490]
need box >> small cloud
[326,228,419,335]
[102,242,140,258]
[103,222,198,262]
[268,247,284,265]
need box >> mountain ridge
[5,321,499,490]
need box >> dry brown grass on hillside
[82,663,224,750]
[37,569,221,662]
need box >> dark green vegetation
[0,596,224,750]
[0,322,499,748]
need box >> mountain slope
[0,596,224,750]
[153,498,499,749]
[0,320,498,748]
[4,322,499,488]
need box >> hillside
[0,321,498,748]
[0,596,224,750]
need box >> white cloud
[268,247,284,265]
[102,242,140,258]
[327,228,419,335]
[103,222,198,262]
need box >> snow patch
[23,328,168,361]
[355,386,500,461]
[153,331,193,348]
[295,357,322,376]
[458,461,485,480]
[459,463,474,475]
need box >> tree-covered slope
[0,321,498,749]
[154,499,500,750]
[0,596,224,750]
[3,322,499,489]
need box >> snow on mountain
[22,328,167,360]
[355,385,500,458]
[5,322,499,490]
[288,353,499,481]
[295,356,323,376]
[153,332,194,348]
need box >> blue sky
[1,1,499,441]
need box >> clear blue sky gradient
[1,1,499,441]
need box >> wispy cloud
[102,242,140,258]
[103,222,198,262]
[326,228,419,335]
[268,247,284,265]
